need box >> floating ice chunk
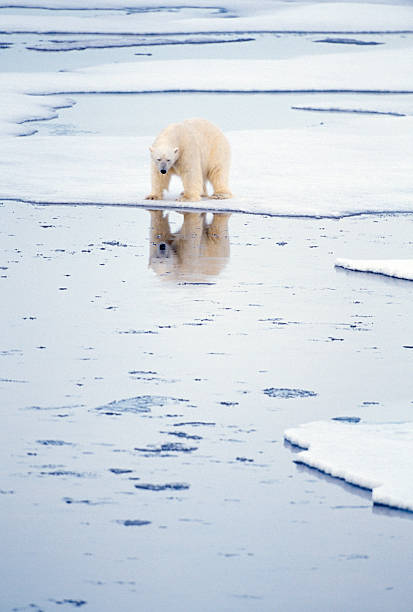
[335,259,413,281]
[284,420,413,512]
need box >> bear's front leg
[145,164,170,200]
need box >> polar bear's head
[150,145,179,175]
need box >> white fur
[145,118,232,202]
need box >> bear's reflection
[148,209,231,280]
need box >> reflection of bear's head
[149,145,179,175]
[148,209,230,281]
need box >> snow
[2,117,413,217]
[0,92,74,136]
[1,38,413,217]
[335,258,413,280]
[284,420,413,512]
[1,3,413,34]
[4,50,412,95]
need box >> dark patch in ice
[36,439,73,446]
[102,240,128,247]
[28,33,256,53]
[292,105,406,117]
[118,519,151,527]
[220,401,239,406]
[24,403,80,412]
[118,329,158,334]
[0,489,14,495]
[179,281,215,286]
[109,468,133,474]
[135,442,198,454]
[129,370,157,375]
[50,599,87,607]
[134,482,190,491]
[0,377,27,383]
[0,41,12,49]
[39,470,91,478]
[314,37,384,45]
[95,395,188,415]
[63,497,107,505]
[403,345,413,349]
[165,431,202,440]
[0,349,22,358]
[263,388,317,399]
[332,505,369,509]
[173,421,215,427]
[332,416,361,423]
[339,553,369,561]
[125,6,230,15]
[232,594,263,600]
[236,457,254,463]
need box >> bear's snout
[160,168,167,174]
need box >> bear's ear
[149,146,153,153]
[174,147,179,155]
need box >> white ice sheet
[335,258,413,280]
[2,49,412,97]
[1,3,413,34]
[285,420,413,512]
[2,119,413,217]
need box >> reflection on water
[148,208,230,281]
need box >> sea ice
[284,420,413,512]
[2,117,413,218]
[1,2,413,34]
[335,258,413,281]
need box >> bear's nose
[160,169,167,174]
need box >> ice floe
[1,47,412,134]
[335,258,413,281]
[0,92,74,136]
[1,3,413,34]
[2,116,413,217]
[33,50,413,93]
[284,420,413,512]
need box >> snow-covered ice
[335,258,413,280]
[2,118,413,217]
[1,3,413,34]
[285,420,413,512]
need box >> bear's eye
[156,158,161,162]
[166,159,171,162]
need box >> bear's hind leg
[209,166,232,200]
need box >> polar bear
[145,118,232,202]
[148,209,231,278]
